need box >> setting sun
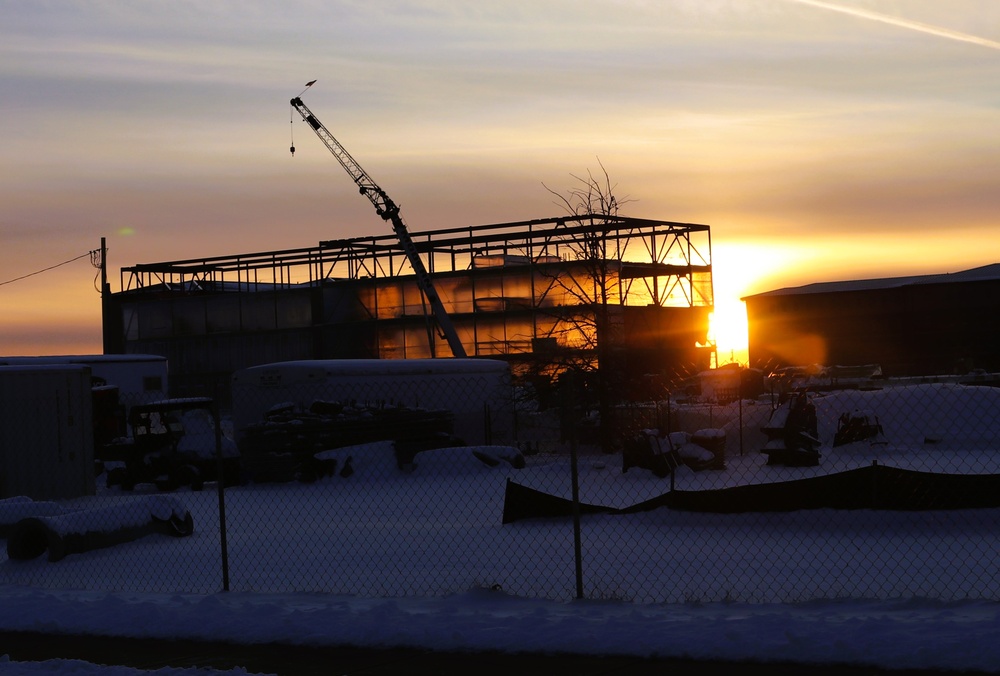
[707,240,793,368]
[710,298,749,366]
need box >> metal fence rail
[2,372,999,603]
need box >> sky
[2,0,999,359]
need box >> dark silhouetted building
[743,263,1000,376]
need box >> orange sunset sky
[3,1,999,364]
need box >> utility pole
[100,236,112,354]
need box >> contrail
[786,0,1000,50]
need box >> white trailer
[0,354,168,403]
[0,365,95,500]
[231,359,514,446]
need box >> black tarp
[502,463,1000,523]
[502,480,613,524]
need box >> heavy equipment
[290,95,467,358]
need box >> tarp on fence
[502,463,1000,523]
[501,480,613,524]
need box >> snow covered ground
[2,382,1000,673]
[3,582,1000,674]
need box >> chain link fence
[2,362,1000,603]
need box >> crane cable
[289,79,316,157]
[0,250,98,288]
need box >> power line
[0,250,98,288]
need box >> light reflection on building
[107,214,715,396]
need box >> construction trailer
[0,364,96,500]
[0,354,168,402]
[105,214,715,400]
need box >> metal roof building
[742,263,1000,376]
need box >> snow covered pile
[4,495,193,562]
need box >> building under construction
[103,214,714,398]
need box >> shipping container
[0,365,95,500]
[0,354,168,402]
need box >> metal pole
[570,425,584,599]
[739,395,744,457]
[666,392,672,436]
[100,237,111,354]
[213,400,230,592]
[568,378,584,600]
[100,236,107,293]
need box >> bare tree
[535,161,635,451]
[543,159,630,219]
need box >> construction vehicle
[290,94,467,358]
[102,398,241,491]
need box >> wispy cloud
[786,0,1000,50]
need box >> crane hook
[290,144,296,157]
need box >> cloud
[785,0,1000,50]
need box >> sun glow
[706,236,840,368]
[708,239,794,368]
[710,299,749,367]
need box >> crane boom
[290,96,467,358]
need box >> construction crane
[290,95,467,358]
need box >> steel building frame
[111,214,714,394]
[120,214,713,309]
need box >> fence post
[871,458,879,509]
[739,395,744,457]
[564,374,585,599]
[213,399,230,592]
